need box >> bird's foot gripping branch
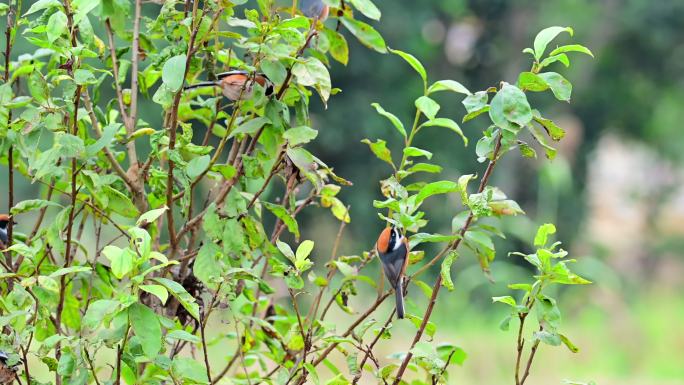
[0,0,592,383]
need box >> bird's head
[377,226,404,254]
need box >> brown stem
[83,348,102,385]
[104,19,131,130]
[519,330,542,384]
[200,312,213,384]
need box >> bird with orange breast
[0,214,12,248]
[376,226,409,319]
[184,70,274,101]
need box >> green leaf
[437,344,467,366]
[559,334,580,353]
[137,206,168,226]
[428,79,471,95]
[406,163,442,174]
[457,174,475,205]
[74,69,97,85]
[440,251,459,291]
[86,123,120,156]
[260,59,287,85]
[213,164,237,179]
[403,146,432,160]
[153,277,200,321]
[129,303,162,359]
[25,0,60,15]
[535,295,561,331]
[340,17,387,53]
[296,240,314,260]
[162,54,187,92]
[139,284,169,304]
[538,72,572,101]
[371,103,406,138]
[462,91,488,114]
[361,139,394,167]
[284,126,318,146]
[349,0,381,20]
[518,141,537,158]
[533,26,573,60]
[171,358,209,384]
[489,199,525,216]
[83,299,119,329]
[465,230,495,263]
[264,203,300,240]
[49,266,92,278]
[527,124,558,159]
[533,114,565,141]
[489,83,532,132]
[186,155,211,179]
[47,11,68,43]
[229,116,271,138]
[420,118,467,145]
[517,72,549,92]
[406,314,437,338]
[540,53,570,69]
[534,223,556,247]
[410,341,445,373]
[415,181,459,205]
[295,240,315,271]
[102,246,133,279]
[167,330,201,343]
[57,351,75,376]
[492,295,517,307]
[415,96,440,120]
[11,199,62,215]
[548,44,593,58]
[194,242,221,286]
[409,233,460,248]
[73,0,100,24]
[389,47,426,85]
[533,330,561,346]
[292,57,331,103]
[413,280,433,299]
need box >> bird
[376,226,409,319]
[184,70,274,101]
[0,214,12,248]
[300,0,329,21]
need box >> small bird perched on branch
[0,214,13,248]
[376,226,409,319]
[184,70,274,101]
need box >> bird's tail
[183,81,220,90]
[395,280,405,319]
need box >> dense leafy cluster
[0,0,592,384]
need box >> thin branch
[200,312,213,384]
[128,0,142,141]
[104,19,131,130]
[84,348,102,385]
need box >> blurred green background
[3,0,684,384]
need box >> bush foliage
[0,1,592,384]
